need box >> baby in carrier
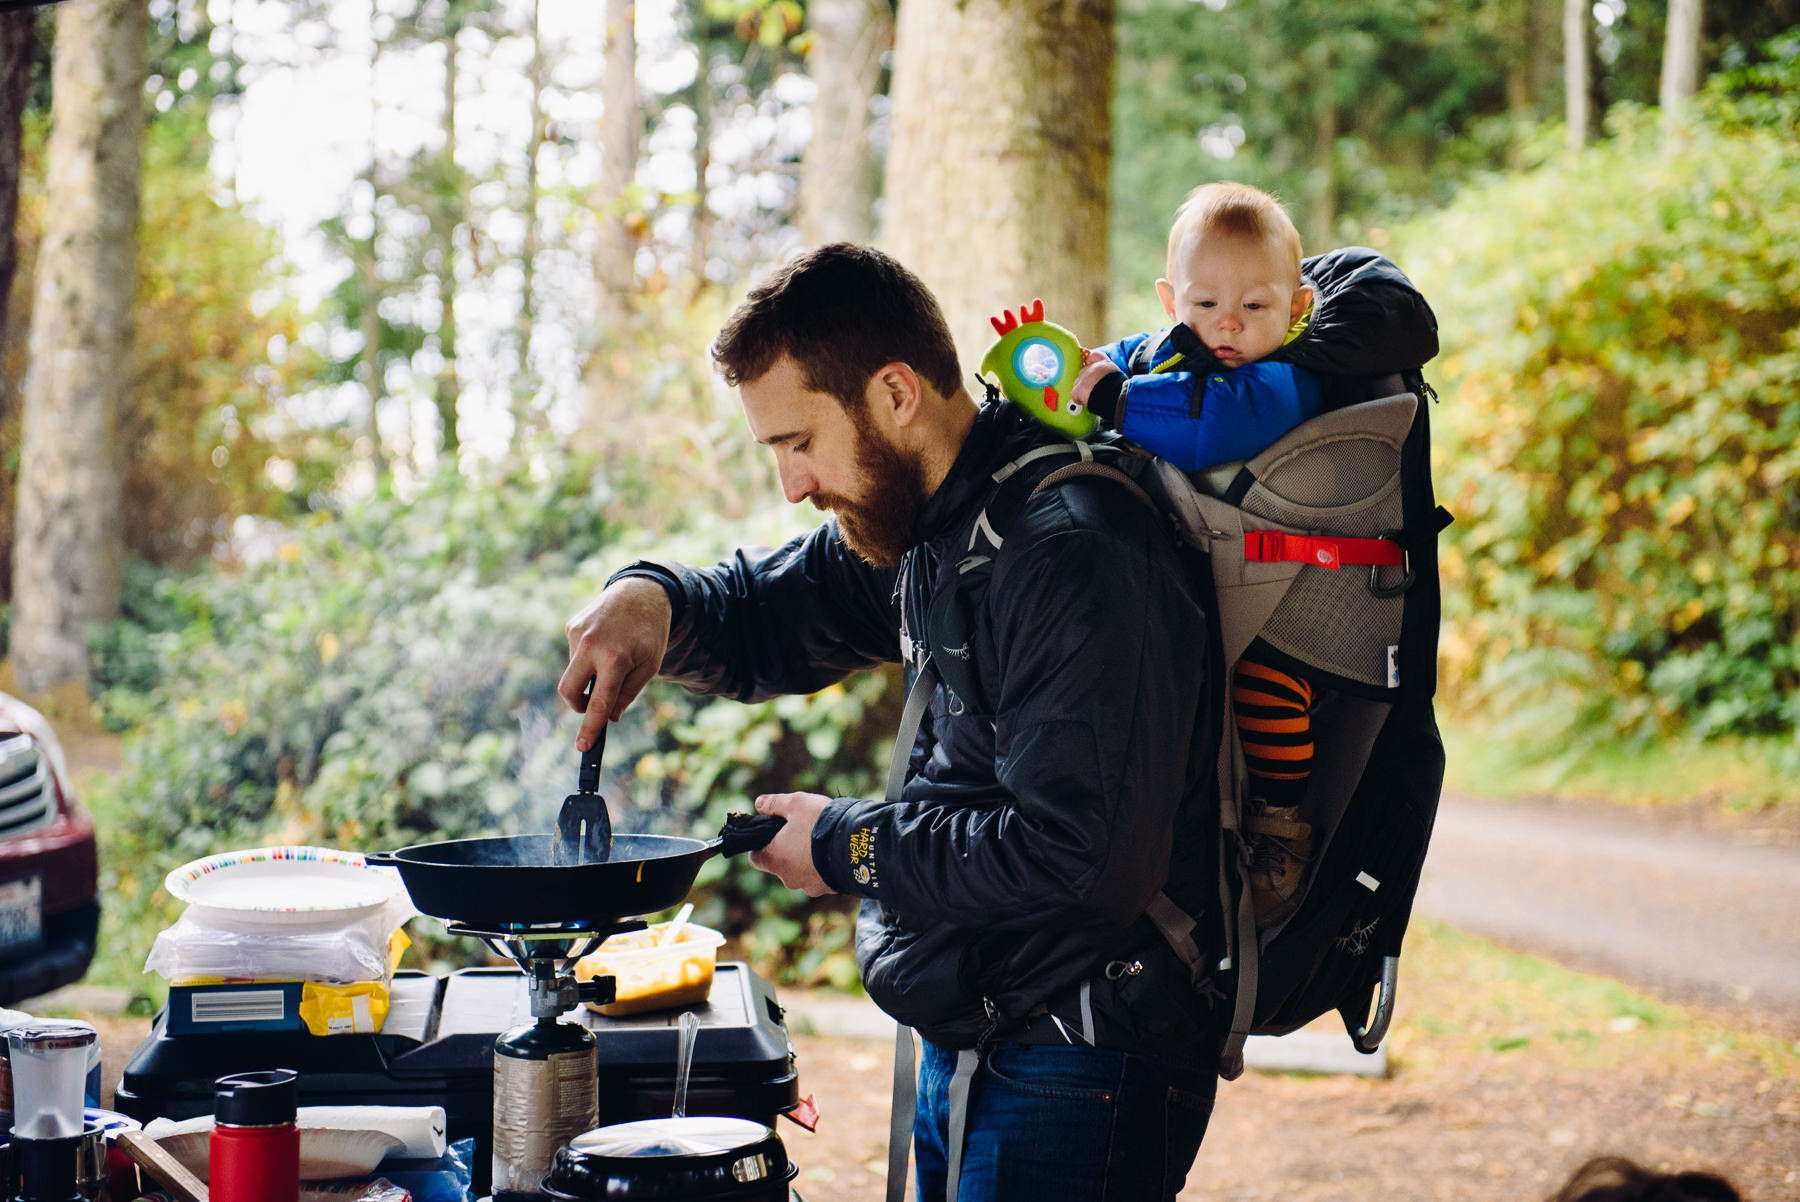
[1072,181,1326,924]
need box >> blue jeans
[913,1039,1217,1202]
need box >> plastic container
[573,923,726,1017]
[7,1022,96,1139]
[211,1069,300,1202]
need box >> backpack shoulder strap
[1028,458,1159,513]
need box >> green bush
[1398,77,1800,750]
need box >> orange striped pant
[1232,656,1313,807]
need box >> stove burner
[447,918,647,1020]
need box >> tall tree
[11,0,145,694]
[1660,0,1704,129]
[798,0,890,246]
[386,0,482,461]
[509,0,546,452]
[357,29,389,481]
[0,10,33,354]
[1564,0,1590,150]
[590,0,639,343]
[883,0,1113,369]
[430,9,463,457]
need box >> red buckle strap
[1242,529,1404,570]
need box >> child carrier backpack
[914,336,1452,1082]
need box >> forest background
[1,0,1797,994]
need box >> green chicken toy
[980,299,1097,440]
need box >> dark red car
[0,691,99,1003]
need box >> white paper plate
[166,846,406,929]
[153,1127,404,1182]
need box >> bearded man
[561,243,1220,1200]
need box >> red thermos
[210,1069,300,1202]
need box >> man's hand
[560,577,673,752]
[748,792,835,897]
[1072,349,1122,406]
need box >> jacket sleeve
[1279,246,1439,376]
[614,520,900,703]
[1119,361,1323,471]
[812,479,1209,932]
[1083,334,1150,424]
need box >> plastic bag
[328,1137,475,1202]
[145,903,412,985]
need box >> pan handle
[714,812,787,858]
[362,852,402,868]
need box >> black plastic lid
[213,1069,298,1127]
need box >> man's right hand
[560,577,674,752]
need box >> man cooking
[558,242,1220,1200]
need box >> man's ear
[1156,279,1177,321]
[867,362,925,428]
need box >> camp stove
[451,919,644,1199]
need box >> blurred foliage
[1703,28,1800,136]
[1110,0,1800,327]
[1402,52,1800,760]
[0,109,331,608]
[1114,0,1507,250]
[571,285,786,531]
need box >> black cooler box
[113,962,799,1191]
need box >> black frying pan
[365,813,784,927]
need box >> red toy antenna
[1023,299,1045,322]
[990,309,1020,337]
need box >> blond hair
[1166,183,1303,283]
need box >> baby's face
[1157,235,1310,368]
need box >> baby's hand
[1072,351,1122,406]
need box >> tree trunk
[360,33,387,481]
[1501,0,1556,165]
[433,26,461,458]
[1563,0,1589,151]
[883,0,1113,371]
[0,10,32,351]
[511,0,545,454]
[1530,0,1558,111]
[685,0,719,301]
[590,0,638,345]
[798,0,891,247]
[11,0,144,695]
[1660,0,1703,130]
[690,91,714,297]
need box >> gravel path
[1416,791,1800,1035]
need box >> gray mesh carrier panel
[1241,432,1407,687]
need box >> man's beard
[813,413,930,568]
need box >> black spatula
[554,680,614,865]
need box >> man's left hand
[748,792,835,897]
